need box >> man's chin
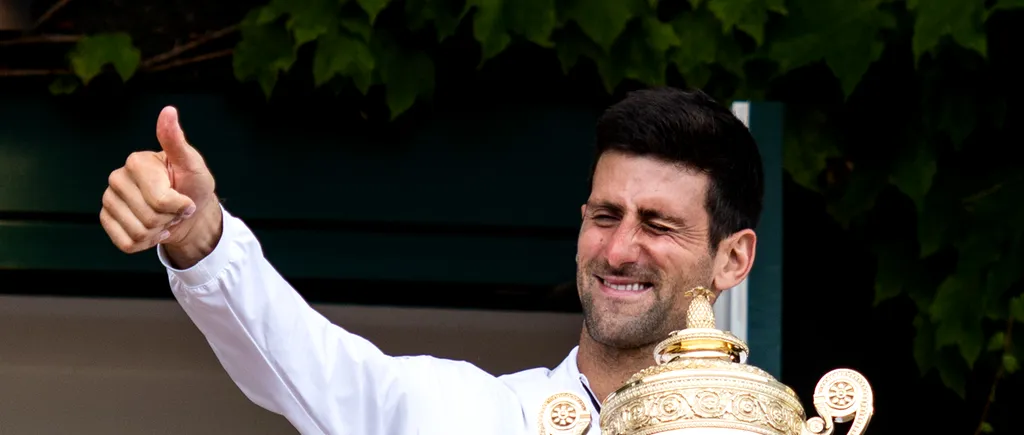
[583,316,664,349]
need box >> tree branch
[142,49,233,73]
[31,0,75,31]
[974,318,1015,435]
[0,47,234,78]
[0,22,237,81]
[139,25,238,68]
[0,68,69,77]
[0,34,82,46]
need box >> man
[99,87,762,435]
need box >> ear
[580,203,587,219]
[711,229,757,292]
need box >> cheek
[577,226,606,259]
[648,241,700,276]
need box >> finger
[100,208,165,253]
[156,106,199,169]
[108,167,178,229]
[102,187,151,241]
[122,152,195,215]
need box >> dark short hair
[592,87,764,250]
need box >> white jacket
[158,206,602,434]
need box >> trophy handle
[538,392,592,435]
[801,369,874,435]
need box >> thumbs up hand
[101,106,219,262]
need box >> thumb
[156,106,200,168]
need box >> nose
[603,223,640,269]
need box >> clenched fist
[100,106,219,266]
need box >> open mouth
[597,276,654,292]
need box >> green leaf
[405,0,468,42]
[873,239,922,306]
[503,0,558,47]
[934,346,967,399]
[954,225,1004,282]
[553,24,604,75]
[619,22,673,87]
[988,332,1005,352]
[983,240,1023,318]
[705,0,788,46]
[67,33,141,85]
[888,143,937,213]
[920,67,980,149]
[992,0,1024,13]
[781,109,840,192]
[1011,296,1024,323]
[313,30,375,89]
[907,0,987,62]
[913,315,936,374]
[682,64,714,89]
[644,17,681,52]
[1003,354,1020,374]
[980,422,994,434]
[356,0,391,23]
[562,0,642,52]
[263,0,341,47]
[917,171,962,258]
[767,0,895,97]
[48,76,79,95]
[377,43,435,119]
[341,15,373,42]
[595,18,678,91]
[233,10,298,98]
[467,0,511,61]
[671,9,746,80]
[930,274,984,368]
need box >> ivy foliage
[42,0,1024,423]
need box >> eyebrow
[588,200,688,228]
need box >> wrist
[164,196,223,269]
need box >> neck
[575,328,658,405]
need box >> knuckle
[153,190,178,212]
[101,189,115,210]
[139,211,163,228]
[125,226,149,242]
[152,191,171,210]
[119,240,138,253]
[107,168,124,188]
[124,151,148,170]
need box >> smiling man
[99,86,762,434]
[573,90,762,406]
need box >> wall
[0,295,583,435]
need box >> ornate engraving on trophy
[539,392,592,435]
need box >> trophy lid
[598,287,875,435]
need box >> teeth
[603,280,646,291]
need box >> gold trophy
[540,287,873,435]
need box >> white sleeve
[157,206,421,435]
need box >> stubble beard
[577,257,714,350]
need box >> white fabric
[157,206,602,435]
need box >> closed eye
[645,222,673,233]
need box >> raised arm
[158,204,407,434]
[98,107,523,434]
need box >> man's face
[576,151,716,349]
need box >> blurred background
[1,0,1022,434]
